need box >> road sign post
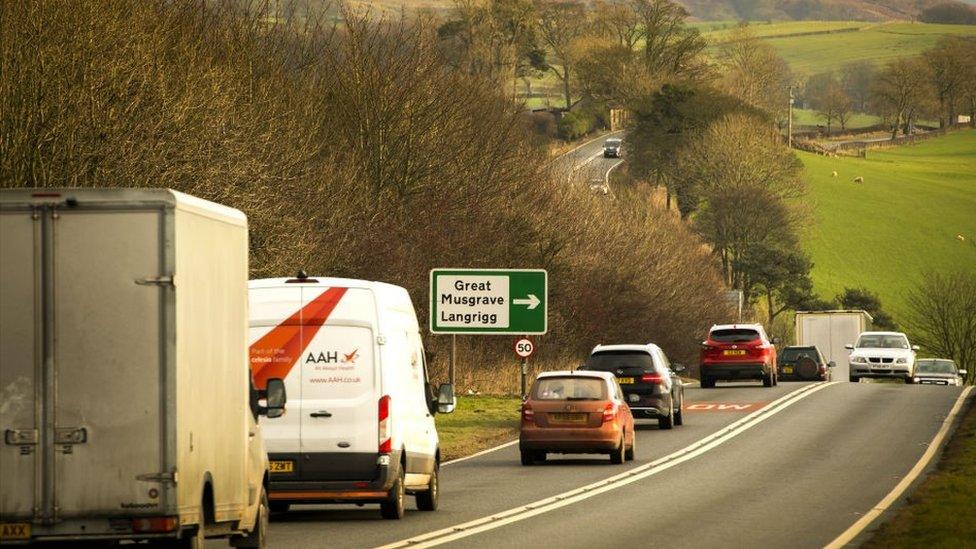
[514,337,536,398]
[429,269,547,335]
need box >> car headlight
[913,377,920,383]
[851,356,867,364]
[896,358,908,364]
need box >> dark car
[699,324,779,388]
[603,138,622,158]
[582,344,685,430]
[778,345,834,381]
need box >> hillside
[799,130,976,324]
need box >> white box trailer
[794,310,873,380]
[0,189,280,547]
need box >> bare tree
[716,26,792,121]
[871,57,933,138]
[635,0,708,80]
[840,60,876,112]
[534,0,590,109]
[906,271,976,385]
[926,37,970,128]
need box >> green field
[435,396,519,461]
[709,21,976,76]
[800,130,976,323]
[702,20,867,42]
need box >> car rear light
[602,403,617,423]
[522,402,534,422]
[131,517,179,533]
[378,395,391,454]
[641,373,664,384]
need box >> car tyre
[762,369,774,387]
[849,375,859,383]
[231,489,268,549]
[625,433,635,461]
[904,376,914,385]
[415,463,439,511]
[380,464,406,520]
[610,436,625,464]
[520,450,535,466]
[658,403,674,430]
[700,376,714,389]
[674,397,684,426]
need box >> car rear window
[709,329,760,343]
[780,348,818,362]
[533,377,607,401]
[584,351,655,376]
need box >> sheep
[831,171,838,177]
[853,176,864,183]
[958,234,967,242]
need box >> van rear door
[299,287,379,481]
[0,202,166,522]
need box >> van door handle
[310,411,332,418]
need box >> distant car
[845,331,919,383]
[603,138,622,158]
[912,358,967,386]
[519,370,636,465]
[699,324,779,388]
[583,343,685,429]
[778,345,834,381]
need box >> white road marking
[442,439,519,466]
[824,385,974,549]
[379,382,837,549]
[557,130,625,162]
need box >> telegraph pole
[788,85,795,149]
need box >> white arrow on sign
[513,294,541,310]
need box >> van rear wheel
[380,465,406,520]
[231,489,268,549]
[416,464,439,511]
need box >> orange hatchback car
[519,371,636,465]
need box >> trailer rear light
[522,403,534,422]
[378,395,391,454]
[602,403,617,423]
[131,517,179,533]
[31,192,62,198]
[640,373,664,384]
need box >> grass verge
[435,395,521,462]
[864,392,976,548]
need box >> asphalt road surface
[551,131,626,194]
[214,380,970,549]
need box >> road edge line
[556,129,624,161]
[442,439,519,467]
[378,382,834,549]
[824,385,974,549]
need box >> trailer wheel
[231,489,268,549]
[175,524,204,549]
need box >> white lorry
[248,274,455,520]
[794,310,873,381]
[0,189,284,547]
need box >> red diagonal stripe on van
[250,287,348,388]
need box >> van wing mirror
[844,344,854,350]
[772,337,781,345]
[911,345,920,351]
[828,361,836,368]
[437,383,456,414]
[959,369,968,377]
[672,363,687,373]
[259,378,287,419]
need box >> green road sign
[429,269,547,334]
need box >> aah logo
[306,349,359,365]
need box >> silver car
[846,331,919,383]
[912,358,967,386]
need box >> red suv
[699,324,779,388]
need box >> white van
[247,273,455,519]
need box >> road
[552,131,626,193]
[236,380,970,549]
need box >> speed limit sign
[514,337,535,359]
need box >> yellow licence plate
[617,377,635,384]
[723,350,747,356]
[269,460,294,473]
[551,412,588,424]
[782,366,794,374]
[1,523,31,540]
